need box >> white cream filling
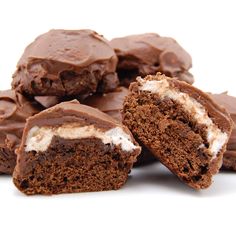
[25,124,139,153]
[138,77,228,159]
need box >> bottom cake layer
[13,137,138,195]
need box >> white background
[0,0,236,235]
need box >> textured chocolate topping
[110,33,194,86]
[12,29,119,97]
[210,93,236,123]
[0,90,41,174]
[210,93,236,152]
[34,96,61,108]
[83,87,129,122]
[22,100,137,138]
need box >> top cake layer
[17,29,117,68]
[21,100,140,154]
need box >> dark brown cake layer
[12,29,119,97]
[13,100,140,195]
[0,90,41,174]
[122,74,233,189]
[110,33,194,87]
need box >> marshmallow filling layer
[137,77,228,160]
[25,124,139,153]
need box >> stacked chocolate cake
[0,29,234,195]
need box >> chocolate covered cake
[123,73,233,189]
[13,100,141,195]
[210,93,236,171]
[0,90,41,174]
[110,33,194,87]
[12,29,119,97]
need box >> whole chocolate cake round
[0,90,41,174]
[110,33,194,87]
[12,29,119,97]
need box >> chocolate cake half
[13,100,140,195]
[123,73,233,189]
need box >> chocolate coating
[228,129,236,150]
[21,100,131,131]
[12,29,119,97]
[34,96,61,109]
[210,93,236,170]
[0,90,41,174]
[83,87,129,122]
[13,100,141,195]
[210,93,236,123]
[110,33,194,86]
